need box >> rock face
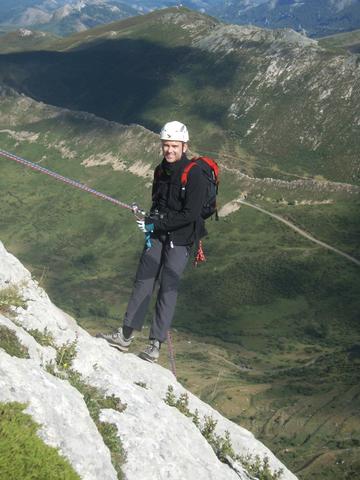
[0,240,298,480]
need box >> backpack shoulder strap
[181,160,198,187]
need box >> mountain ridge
[0,8,359,184]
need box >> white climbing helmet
[160,121,189,142]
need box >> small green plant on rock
[27,327,54,347]
[65,370,127,479]
[0,285,27,315]
[240,454,283,480]
[56,339,78,369]
[164,385,283,479]
[0,325,29,358]
[165,386,192,417]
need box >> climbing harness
[0,148,178,377]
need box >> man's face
[162,140,187,163]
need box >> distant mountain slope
[0,8,358,184]
[3,0,360,38]
[0,0,141,37]
[319,28,360,53]
[210,0,360,38]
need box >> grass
[0,402,81,480]
[0,325,29,358]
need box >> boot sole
[108,342,129,352]
[97,334,130,352]
[138,352,158,363]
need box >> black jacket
[147,155,206,246]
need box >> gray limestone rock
[0,240,298,480]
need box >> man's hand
[136,220,154,233]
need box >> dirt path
[238,200,360,267]
[208,351,250,372]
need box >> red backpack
[180,156,220,220]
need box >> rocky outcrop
[0,240,298,480]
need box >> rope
[0,149,134,212]
[166,330,177,378]
[0,148,177,374]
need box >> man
[100,121,206,363]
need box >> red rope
[166,330,177,378]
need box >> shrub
[55,339,78,369]
[27,327,55,347]
[0,285,27,315]
[239,454,283,480]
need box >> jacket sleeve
[148,164,206,232]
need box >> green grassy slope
[0,88,359,479]
[0,8,358,184]
[319,29,360,53]
[0,29,58,53]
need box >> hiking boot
[138,339,161,363]
[98,328,133,352]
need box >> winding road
[238,200,360,267]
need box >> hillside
[0,28,59,53]
[210,0,360,38]
[0,8,359,184]
[319,28,360,54]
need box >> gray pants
[123,237,190,343]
